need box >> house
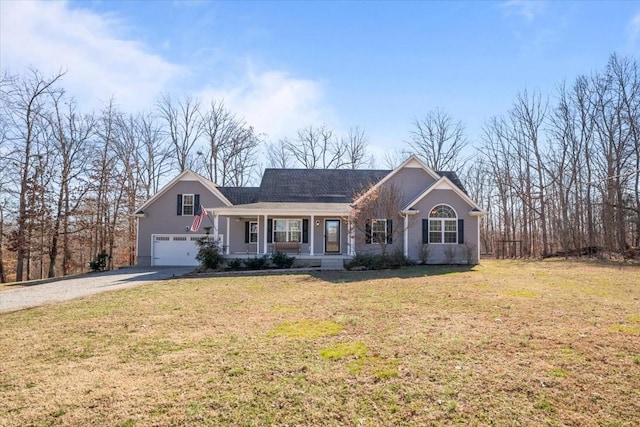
[134,156,485,267]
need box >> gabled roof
[255,169,390,203]
[352,155,441,205]
[403,174,485,214]
[135,170,232,213]
[437,171,467,194]
[218,187,260,205]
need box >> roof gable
[353,155,441,205]
[135,170,232,213]
[403,175,485,214]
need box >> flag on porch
[190,205,207,232]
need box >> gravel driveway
[0,267,193,313]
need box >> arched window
[429,205,457,243]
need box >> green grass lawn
[1,259,639,426]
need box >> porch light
[316,220,320,226]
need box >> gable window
[366,219,392,244]
[429,205,457,243]
[177,194,199,216]
[182,194,195,216]
[273,219,302,242]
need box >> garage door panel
[152,235,201,266]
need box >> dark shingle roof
[256,169,391,203]
[437,171,467,194]
[217,168,466,205]
[218,187,260,205]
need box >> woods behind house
[0,53,639,282]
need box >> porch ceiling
[210,202,351,216]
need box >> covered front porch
[208,202,356,258]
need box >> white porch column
[263,214,268,255]
[349,219,356,256]
[213,214,219,239]
[403,214,409,258]
[226,217,230,255]
[310,215,315,256]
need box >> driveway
[0,267,194,313]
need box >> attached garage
[151,234,203,266]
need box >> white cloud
[0,0,184,112]
[629,13,640,49]
[0,1,334,141]
[500,0,546,23]
[199,64,336,142]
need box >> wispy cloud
[628,13,640,50]
[500,0,546,23]
[0,1,333,140]
[199,63,335,141]
[0,0,185,112]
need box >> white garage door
[152,234,202,266]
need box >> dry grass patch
[1,259,639,426]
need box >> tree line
[1,52,638,282]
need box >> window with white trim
[370,219,388,244]
[429,205,457,244]
[182,194,194,216]
[273,219,301,242]
[249,221,258,243]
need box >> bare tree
[342,126,373,169]
[351,181,410,256]
[198,100,261,185]
[266,139,294,168]
[283,125,346,169]
[46,92,94,277]
[138,112,171,197]
[156,93,203,172]
[0,68,64,281]
[408,108,469,171]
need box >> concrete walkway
[0,267,193,313]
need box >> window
[249,221,258,244]
[366,219,392,244]
[182,194,194,216]
[429,205,457,244]
[273,219,302,242]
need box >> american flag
[190,205,207,232]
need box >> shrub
[418,243,431,264]
[227,258,244,270]
[444,245,457,265]
[196,237,224,270]
[89,250,109,272]
[346,251,409,270]
[271,251,295,269]
[245,255,268,270]
[460,243,476,264]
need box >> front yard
[1,259,639,426]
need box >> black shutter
[302,219,309,243]
[365,219,372,244]
[458,219,464,244]
[245,221,250,244]
[387,219,393,244]
[267,219,273,243]
[176,194,183,216]
[194,194,200,214]
[422,219,429,244]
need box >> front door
[325,220,341,253]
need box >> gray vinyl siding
[383,167,438,207]
[406,189,479,264]
[136,181,229,266]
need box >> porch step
[321,258,345,271]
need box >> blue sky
[1,0,639,164]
